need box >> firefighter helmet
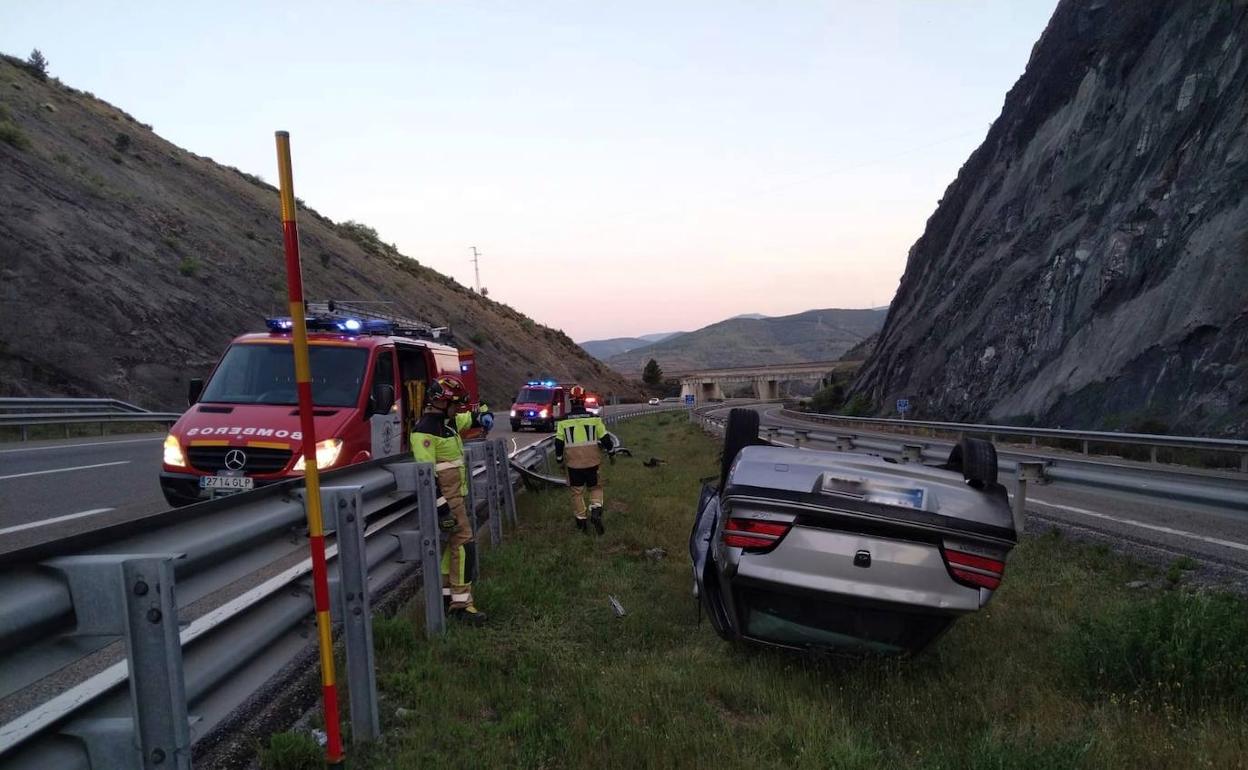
[428,375,470,409]
[569,385,586,406]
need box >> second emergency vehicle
[509,381,570,432]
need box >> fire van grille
[187,446,292,474]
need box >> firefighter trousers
[436,470,476,610]
[567,464,603,519]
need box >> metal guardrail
[0,407,670,769]
[0,399,181,441]
[689,411,1248,519]
[0,398,151,414]
[776,409,1248,472]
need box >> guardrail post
[413,462,446,638]
[46,554,192,770]
[1149,446,1158,464]
[793,430,809,449]
[326,485,380,744]
[463,443,483,561]
[835,435,854,452]
[766,428,778,445]
[1081,439,1089,455]
[901,444,923,463]
[494,438,518,526]
[1013,462,1046,535]
[484,441,504,545]
[1242,454,1248,474]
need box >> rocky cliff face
[0,56,640,409]
[855,0,1248,434]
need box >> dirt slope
[0,56,640,409]
[606,307,886,375]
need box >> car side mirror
[187,378,204,406]
[370,383,396,416]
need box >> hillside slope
[607,308,886,374]
[854,0,1248,434]
[0,56,640,409]
[580,337,652,360]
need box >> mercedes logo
[224,449,247,471]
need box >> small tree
[26,49,48,80]
[642,358,663,386]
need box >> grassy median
[262,414,1248,769]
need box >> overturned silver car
[690,410,1017,655]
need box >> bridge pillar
[699,381,723,402]
[680,380,696,400]
[754,378,781,400]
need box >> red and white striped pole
[275,130,344,765]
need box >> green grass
[257,731,323,770]
[359,416,1248,769]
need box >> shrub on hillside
[0,120,29,150]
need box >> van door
[369,347,402,457]
[397,344,430,449]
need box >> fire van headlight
[294,438,344,471]
[509,409,516,417]
[539,408,549,419]
[163,434,187,467]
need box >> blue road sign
[684,394,695,405]
[896,398,911,414]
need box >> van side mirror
[187,378,204,406]
[370,384,396,416]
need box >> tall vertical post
[275,130,343,764]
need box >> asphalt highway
[0,404,671,555]
[707,404,1248,573]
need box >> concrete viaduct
[675,361,847,403]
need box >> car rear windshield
[515,387,555,403]
[200,344,369,407]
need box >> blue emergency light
[525,380,558,387]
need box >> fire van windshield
[199,344,370,407]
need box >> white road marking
[0,460,131,481]
[1029,498,1248,554]
[0,436,162,454]
[0,508,116,536]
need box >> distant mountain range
[601,308,888,375]
[579,332,684,359]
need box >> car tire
[946,437,998,488]
[510,421,521,432]
[719,408,760,490]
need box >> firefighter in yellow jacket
[411,376,486,623]
[554,386,618,534]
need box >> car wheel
[510,421,521,432]
[946,437,998,488]
[719,408,761,490]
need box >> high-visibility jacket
[554,409,612,469]
[411,412,467,496]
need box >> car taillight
[942,546,1005,590]
[723,517,792,551]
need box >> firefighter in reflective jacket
[411,376,486,623]
[554,386,617,534]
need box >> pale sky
[1,1,1057,340]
